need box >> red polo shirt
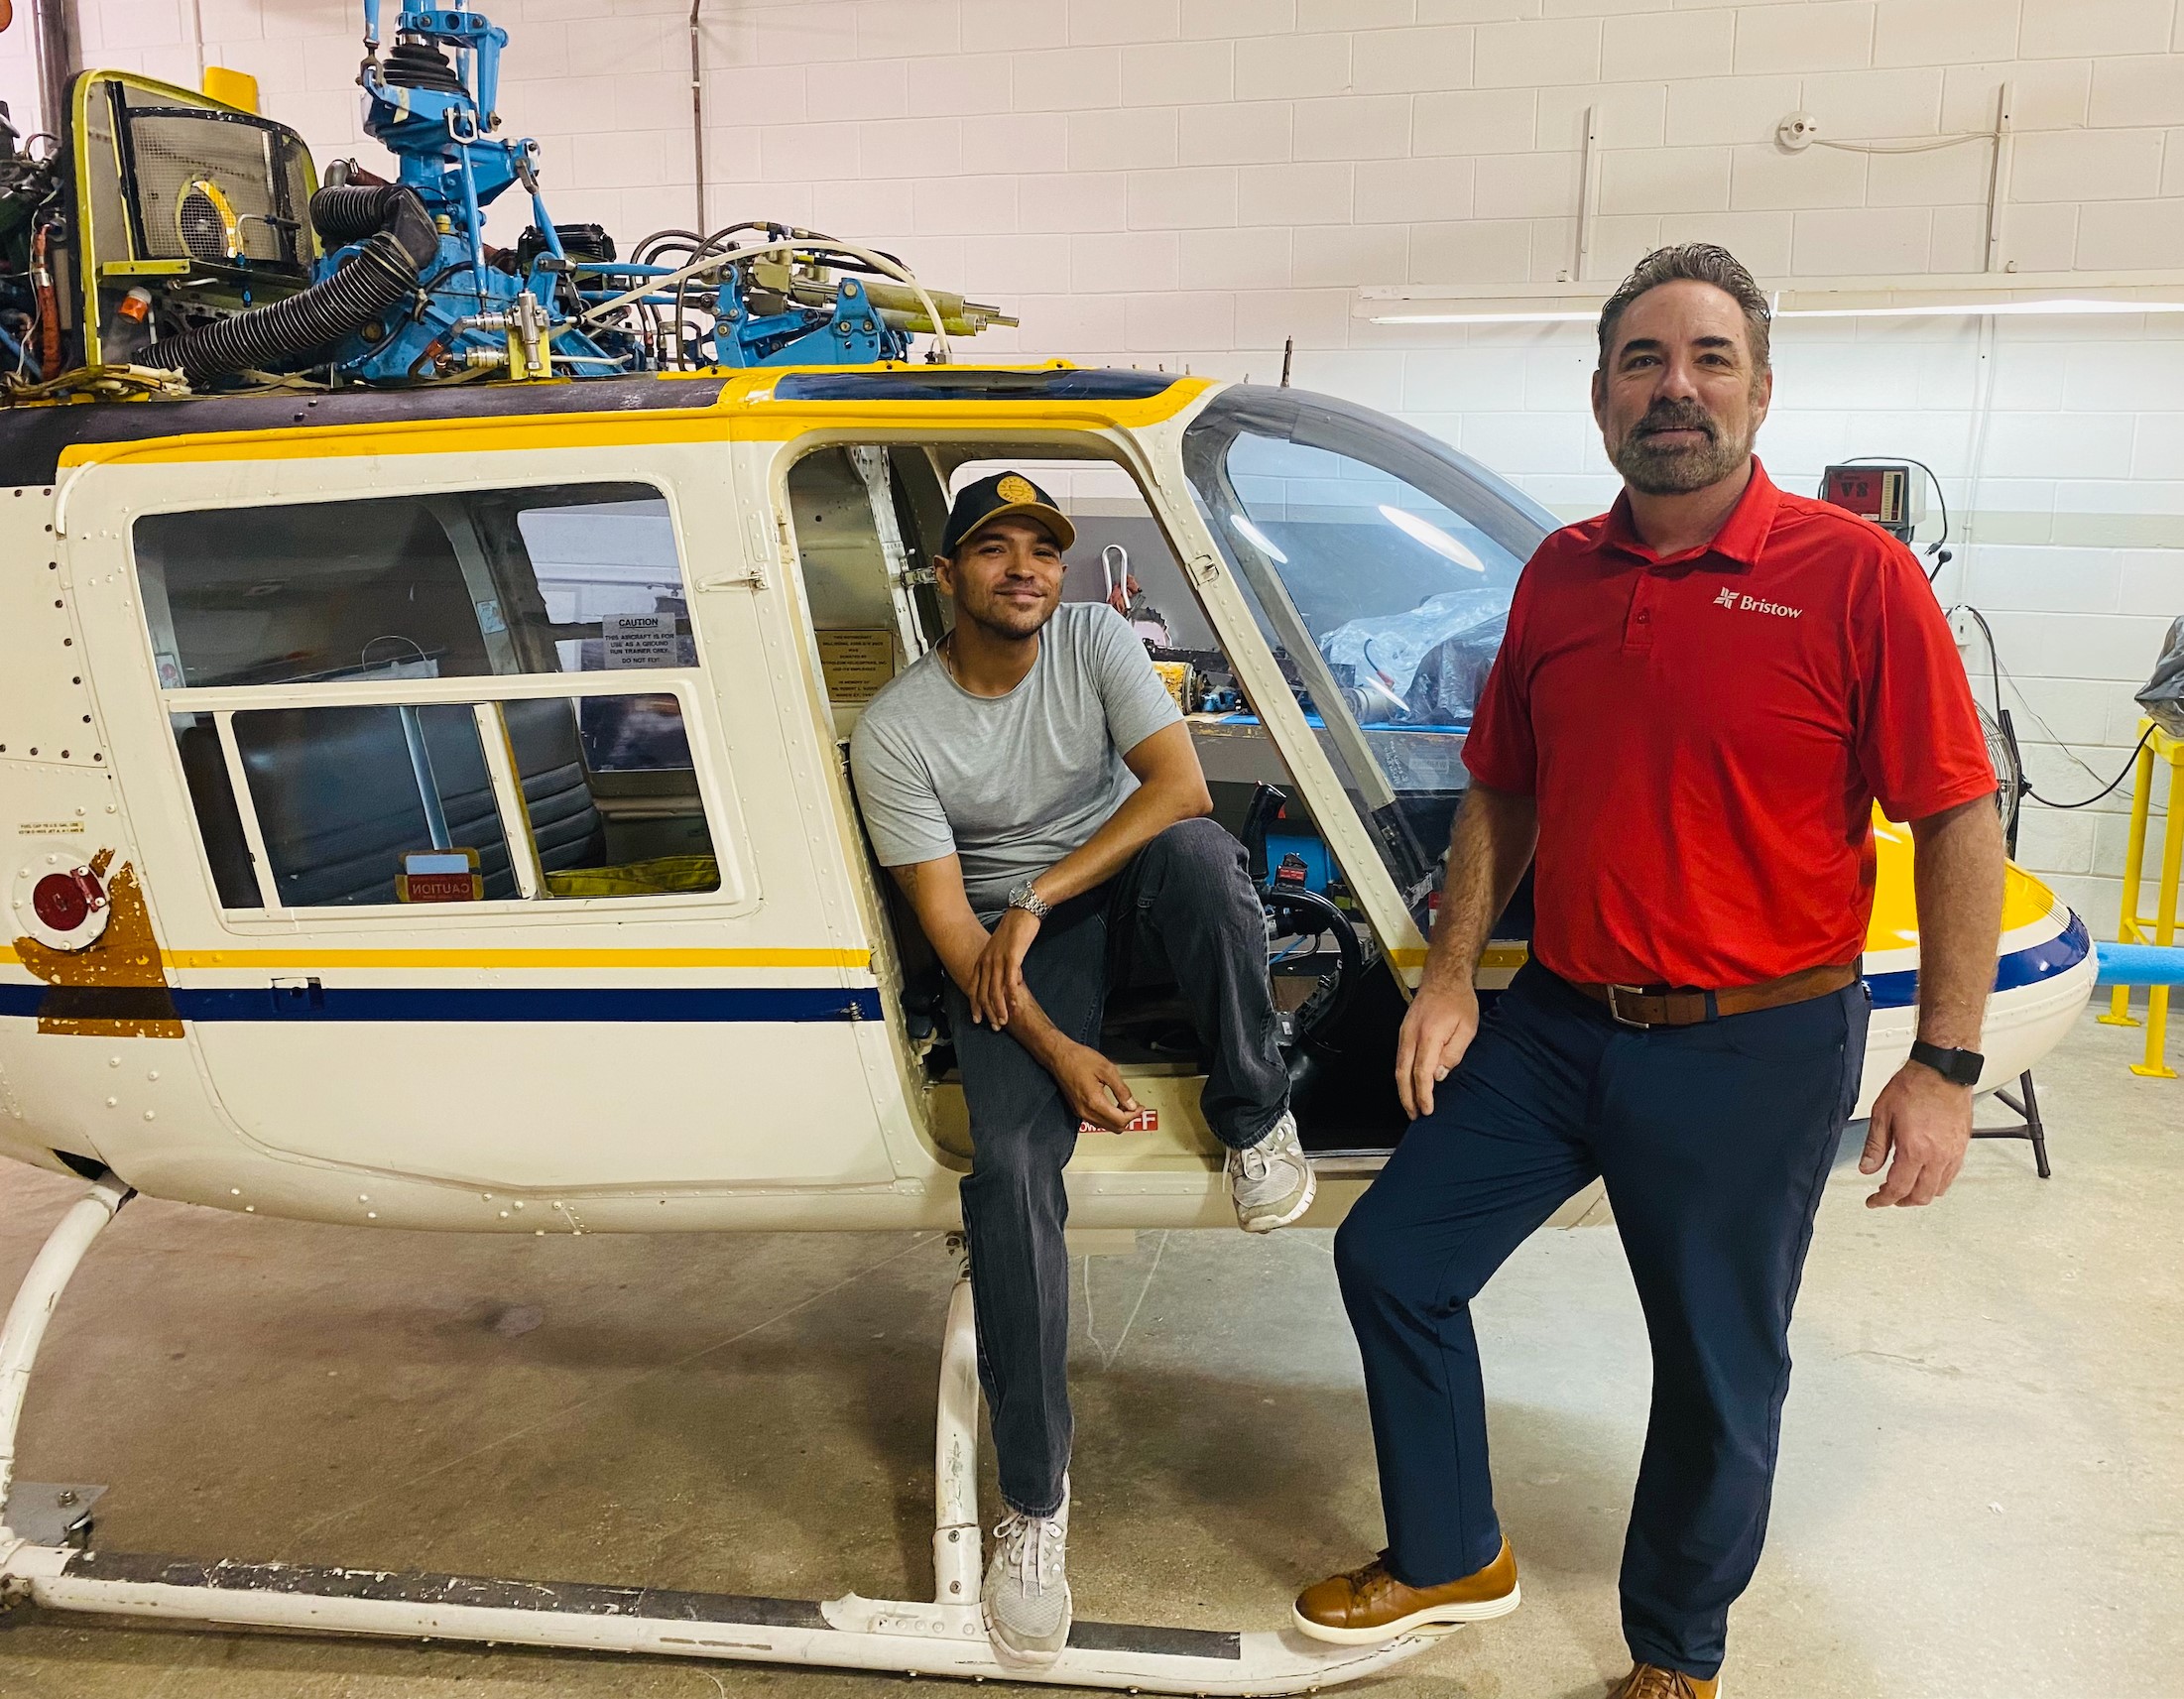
[1462,459,1994,989]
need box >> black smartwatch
[1908,1040,1984,1088]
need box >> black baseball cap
[940,471,1076,557]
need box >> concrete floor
[0,1004,2176,1699]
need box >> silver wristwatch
[1007,880,1052,920]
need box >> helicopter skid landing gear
[0,1187,1437,1693]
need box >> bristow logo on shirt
[1712,586,1802,618]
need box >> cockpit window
[1182,386,1554,901]
[132,482,691,692]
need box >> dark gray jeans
[944,817,1290,1517]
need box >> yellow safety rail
[2099,718,2184,1078]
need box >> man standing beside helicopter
[1293,245,2004,1699]
[850,471,1316,1667]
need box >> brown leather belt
[1568,961,1860,1030]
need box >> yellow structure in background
[2100,718,2184,1078]
[201,66,260,113]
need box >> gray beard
[1613,425,1753,496]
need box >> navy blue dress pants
[1335,962,1870,1679]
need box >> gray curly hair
[1596,244,1771,372]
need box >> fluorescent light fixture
[1358,269,2184,326]
[1379,504,1486,571]
[1229,512,1288,563]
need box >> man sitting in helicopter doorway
[850,470,1314,1666]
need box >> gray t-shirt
[850,602,1183,918]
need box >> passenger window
[170,692,721,911]
[231,703,514,909]
[134,483,691,689]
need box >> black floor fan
[1974,706,2051,1178]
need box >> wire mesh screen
[123,108,312,276]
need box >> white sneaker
[1227,1111,1316,1233]
[983,1478,1071,1666]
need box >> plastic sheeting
[2135,615,2184,738]
[1318,586,1512,727]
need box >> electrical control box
[1821,463,1926,542]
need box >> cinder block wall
[14,0,2184,929]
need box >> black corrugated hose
[155,186,439,386]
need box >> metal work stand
[1973,1068,2051,1179]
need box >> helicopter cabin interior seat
[788,437,1220,1071]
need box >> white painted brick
[1599,8,1730,81]
[1865,137,1994,207]
[1476,17,1600,86]
[1736,3,1876,75]
[758,3,860,64]
[1011,46,1123,110]
[2062,340,2184,412]
[961,0,1068,51]
[1598,144,1732,214]
[2003,201,2082,273]
[1731,141,1868,211]
[1404,346,1531,410]
[1791,205,1934,274]
[2012,129,2166,203]
[1128,165,1239,227]
[908,52,1016,115]
[1458,411,1594,474]
[914,174,1021,233]
[812,177,915,238]
[2021,0,2172,59]
[2012,806,2099,876]
[858,116,966,177]
[1183,0,1297,39]
[1237,161,1355,224]
[1353,25,1477,95]
[854,1,962,59]
[952,233,1068,294]
[1801,66,1946,140]
[1120,39,1234,105]
[1293,223,1409,287]
[2135,416,2184,480]
[1474,150,1583,218]
[1070,230,1181,291]
[1070,0,1182,46]
[2070,200,2184,272]
[808,58,910,119]
[1303,0,1416,27]
[1294,95,1414,161]
[1181,225,1294,289]
[1017,170,1129,231]
[1658,209,1795,275]
[963,112,1071,173]
[1537,81,1668,150]
[1071,107,1180,171]
[1408,215,1532,281]
[1414,87,1538,155]
[709,63,811,127]
[1234,286,1352,350]
[763,121,863,181]
[1236,32,1355,99]
[1126,289,1237,350]
[2119,547,2184,614]
[1664,73,1801,147]
[1417,0,1537,19]
[2166,129,2184,198]
[2091,56,2184,128]
[2035,613,2180,678]
[1180,100,1294,165]
[1969,548,2126,616]
[1873,0,2020,67]
[1012,291,1128,351]
[1355,156,1477,222]
[199,0,264,42]
[1985,413,2141,483]
[1943,61,2090,134]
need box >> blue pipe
[2094,941,2184,987]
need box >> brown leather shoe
[1609,1663,1720,1699]
[1291,1540,1519,1643]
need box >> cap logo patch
[996,474,1037,505]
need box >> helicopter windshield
[1181,386,1556,902]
